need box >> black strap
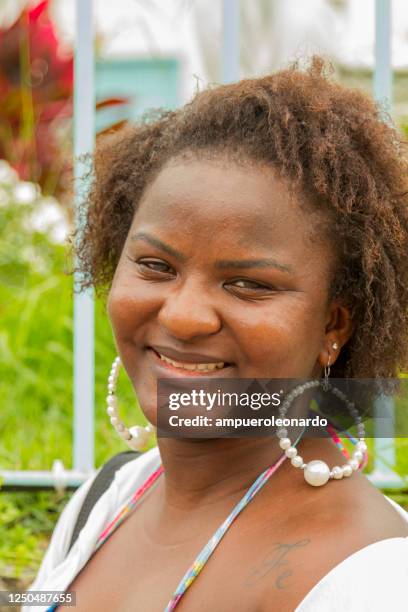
[67,450,141,555]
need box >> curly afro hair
[73,57,408,379]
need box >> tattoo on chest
[244,539,311,589]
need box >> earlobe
[318,301,355,368]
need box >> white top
[23,447,408,612]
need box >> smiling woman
[24,57,408,612]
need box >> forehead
[132,156,329,251]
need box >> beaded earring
[106,356,156,451]
[276,342,367,486]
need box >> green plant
[0,162,147,581]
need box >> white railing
[367,0,404,488]
[72,0,95,477]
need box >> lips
[148,346,233,374]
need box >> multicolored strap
[164,427,307,611]
[96,464,164,549]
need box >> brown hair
[73,57,408,379]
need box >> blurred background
[0,0,407,594]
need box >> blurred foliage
[0,162,148,581]
[0,490,70,584]
[0,1,73,200]
[0,0,128,208]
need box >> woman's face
[108,156,348,423]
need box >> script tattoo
[245,539,310,589]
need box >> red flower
[0,0,73,197]
[0,1,129,201]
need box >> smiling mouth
[149,348,232,373]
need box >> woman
[25,58,408,611]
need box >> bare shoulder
[337,471,408,537]
[258,471,408,611]
[290,471,408,563]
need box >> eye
[232,280,268,290]
[127,256,175,276]
[224,278,277,299]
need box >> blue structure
[95,58,180,132]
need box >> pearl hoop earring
[276,344,367,486]
[106,356,156,451]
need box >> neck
[157,438,284,510]
[156,432,332,510]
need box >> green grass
[0,184,149,584]
[0,491,70,586]
[0,186,407,587]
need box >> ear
[318,300,355,369]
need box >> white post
[0,0,96,491]
[370,0,400,486]
[374,0,392,111]
[222,0,240,83]
[73,0,95,473]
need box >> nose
[157,279,222,341]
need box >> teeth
[158,353,225,371]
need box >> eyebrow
[130,232,187,262]
[130,232,293,274]
[215,258,293,273]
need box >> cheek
[234,296,326,372]
[107,277,156,342]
